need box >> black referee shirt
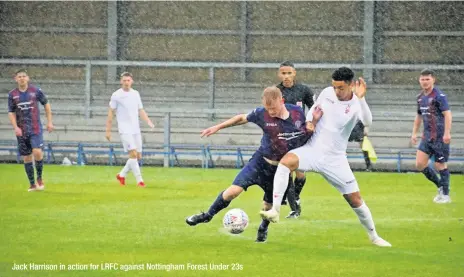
[276,82,315,112]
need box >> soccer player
[260,67,391,247]
[186,86,313,243]
[105,72,154,187]
[348,120,373,171]
[277,61,315,218]
[411,69,452,204]
[8,69,54,191]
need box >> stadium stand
[0,1,463,171]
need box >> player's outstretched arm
[139,109,155,129]
[443,111,452,144]
[200,114,248,138]
[44,103,54,132]
[411,114,422,145]
[105,108,114,141]
[354,78,373,126]
[8,112,22,137]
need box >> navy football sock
[421,166,441,188]
[36,159,43,181]
[259,219,270,230]
[439,169,450,195]
[24,162,35,185]
[207,191,231,217]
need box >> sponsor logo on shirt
[266,122,278,127]
[277,131,305,141]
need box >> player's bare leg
[260,153,299,223]
[433,161,451,203]
[186,185,243,226]
[415,150,442,202]
[344,191,391,247]
[256,201,272,243]
[32,148,45,190]
[24,154,37,191]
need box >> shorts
[290,144,359,195]
[17,133,44,156]
[120,133,142,153]
[232,152,279,204]
[418,140,450,163]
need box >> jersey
[246,104,309,161]
[276,82,314,112]
[8,86,48,136]
[307,87,367,156]
[109,88,143,135]
[416,88,449,141]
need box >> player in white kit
[260,67,391,247]
[105,72,154,187]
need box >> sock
[119,159,132,177]
[286,177,298,212]
[24,162,35,185]
[352,202,378,240]
[294,177,306,200]
[421,166,441,188]
[363,151,372,169]
[35,159,43,181]
[439,169,450,195]
[272,164,291,212]
[259,219,270,230]
[129,158,143,183]
[207,191,231,217]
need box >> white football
[223,208,249,234]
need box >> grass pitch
[0,164,462,277]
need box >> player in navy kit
[411,69,453,203]
[7,69,54,191]
[185,86,314,242]
[277,61,315,218]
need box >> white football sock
[272,164,291,212]
[119,159,132,177]
[352,202,378,240]
[129,158,143,183]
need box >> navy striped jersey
[246,104,310,161]
[416,87,450,141]
[8,86,48,136]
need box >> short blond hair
[262,86,282,105]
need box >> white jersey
[109,88,143,135]
[306,87,372,156]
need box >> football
[222,208,249,234]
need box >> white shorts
[289,144,359,195]
[120,133,142,153]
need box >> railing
[1,141,463,173]
[1,58,464,120]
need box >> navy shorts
[418,140,450,163]
[233,152,279,204]
[17,133,44,156]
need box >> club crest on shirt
[294,120,302,128]
[345,104,351,114]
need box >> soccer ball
[223,208,249,234]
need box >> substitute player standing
[411,69,452,204]
[8,69,54,191]
[261,67,391,247]
[277,61,315,218]
[105,72,154,187]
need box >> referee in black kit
[276,61,315,219]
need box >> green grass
[0,164,463,277]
